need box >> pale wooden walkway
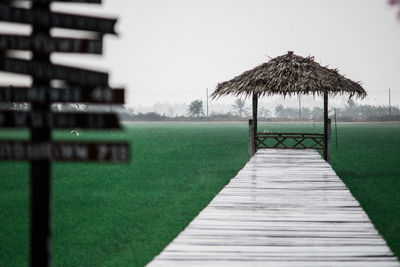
[148,149,400,267]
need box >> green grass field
[0,122,399,266]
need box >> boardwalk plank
[148,149,399,266]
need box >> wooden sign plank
[0,2,123,267]
[0,86,124,104]
[0,141,129,162]
[0,5,116,34]
[0,34,103,54]
[0,111,121,129]
[26,0,102,3]
[0,57,108,86]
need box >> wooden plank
[0,34,103,54]
[0,86,124,104]
[0,5,116,34]
[0,57,108,86]
[148,149,400,267]
[148,261,400,267]
[0,140,129,162]
[256,133,324,150]
[25,0,102,3]
[0,111,121,129]
[257,132,324,136]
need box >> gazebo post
[323,91,328,162]
[252,93,258,155]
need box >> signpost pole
[30,2,52,266]
[0,2,128,266]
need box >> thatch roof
[212,51,366,99]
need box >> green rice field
[0,122,399,266]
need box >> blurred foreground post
[30,2,51,266]
[0,1,129,266]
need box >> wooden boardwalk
[148,149,400,267]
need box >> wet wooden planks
[147,149,400,267]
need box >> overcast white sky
[1,0,400,109]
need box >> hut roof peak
[212,51,366,99]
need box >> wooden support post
[0,3,125,267]
[252,93,258,156]
[30,3,52,266]
[323,91,328,162]
[334,109,338,149]
[248,119,253,160]
[327,118,331,163]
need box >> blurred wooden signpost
[0,1,129,266]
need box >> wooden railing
[247,119,331,162]
[255,132,325,150]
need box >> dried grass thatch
[212,51,366,99]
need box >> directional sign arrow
[0,86,124,104]
[0,34,103,54]
[0,5,117,34]
[26,0,102,4]
[0,57,108,86]
[0,111,121,129]
[0,140,130,162]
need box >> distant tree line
[335,99,400,121]
[2,99,398,122]
[273,100,400,121]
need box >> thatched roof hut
[212,51,366,99]
[212,51,366,162]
